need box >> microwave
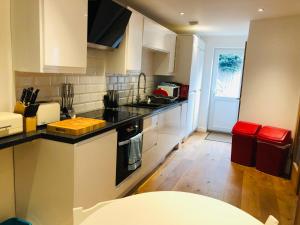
[157,85,180,98]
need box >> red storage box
[256,126,291,177]
[231,121,262,166]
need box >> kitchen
[0,0,300,225]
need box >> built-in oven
[116,119,143,186]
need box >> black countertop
[0,100,188,150]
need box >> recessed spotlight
[180,12,185,15]
[258,8,264,12]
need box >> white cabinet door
[143,115,158,152]
[189,38,205,92]
[126,8,143,73]
[143,17,177,76]
[12,0,87,73]
[193,90,201,131]
[167,33,177,74]
[180,102,188,139]
[43,0,87,72]
[141,115,161,177]
[158,106,181,157]
[174,35,205,88]
[143,17,168,52]
[186,91,196,136]
[74,131,118,209]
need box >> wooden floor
[136,132,298,225]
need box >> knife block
[24,116,37,133]
[14,102,39,133]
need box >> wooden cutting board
[47,117,106,136]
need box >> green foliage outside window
[219,54,242,73]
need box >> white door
[208,48,245,133]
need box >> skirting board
[291,162,300,194]
[197,127,207,133]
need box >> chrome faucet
[136,72,146,103]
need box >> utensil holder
[14,102,39,133]
[24,117,37,133]
[14,101,26,115]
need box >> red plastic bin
[231,121,262,166]
[256,126,291,177]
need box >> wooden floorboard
[136,132,298,225]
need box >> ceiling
[119,0,300,36]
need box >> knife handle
[20,89,27,102]
[30,89,40,105]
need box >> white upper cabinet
[174,35,205,90]
[106,7,144,74]
[143,18,169,52]
[126,8,144,73]
[11,0,87,74]
[143,17,177,76]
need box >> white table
[80,191,263,225]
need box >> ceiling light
[258,8,264,12]
[180,12,185,15]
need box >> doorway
[208,48,245,133]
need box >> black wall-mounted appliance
[88,0,132,48]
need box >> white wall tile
[66,75,79,84]
[79,76,93,84]
[74,85,86,94]
[34,76,51,86]
[15,76,34,88]
[51,75,66,86]
[79,94,90,103]
[118,77,125,83]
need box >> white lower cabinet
[158,105,182,158]
[14,131,118,225]
[13,104,187,225]
[142,115,158,153]
[181,102,188,139]
[186,91,196,136]
[140,115,162,177]
[74,132,118,208]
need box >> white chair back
[73,200,114,225]
[265,215,279,225]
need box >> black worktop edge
[0,100,188,150]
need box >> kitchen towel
[128,133,143,171]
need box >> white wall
[198,36,247,132]
[239,15,300,136]
[0,0,14,111]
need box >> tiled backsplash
[106,74,155,106]
[15,49,156,114]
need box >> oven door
[116,119,143,186]
[116,136,142,186]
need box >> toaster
[37,102,60,126]
[0,112,23,138]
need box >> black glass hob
[77,109,140,124]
